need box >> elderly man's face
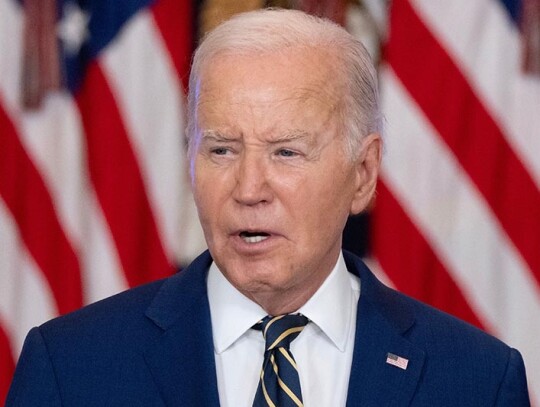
[191,48,379,313]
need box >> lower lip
[230,234,281,254]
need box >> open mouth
[239,231,270,243]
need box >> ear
[350,133,382,215]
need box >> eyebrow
[200,130,238,142]
[200,129,313,144]
[268,130,312,144]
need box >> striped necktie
[253,314,309,407]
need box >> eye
[276,148,298,157]
[211,147,230,155]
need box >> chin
[229,266,290,293]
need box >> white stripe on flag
[0,200,57,355]
[80,194,129,304]
[0,0,23,109]
[13,94,87,251]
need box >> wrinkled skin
[191,48,381,315]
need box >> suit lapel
[141,250,425,406]
[345,253,425,406]
[143,252,220,406]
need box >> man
[7,8,530,406]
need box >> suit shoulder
[394,292,529,404]
[404,292,505,349]
[38,277,168,342]
[391,288,523,383]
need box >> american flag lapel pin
[386,352,409,370]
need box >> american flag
[0,0,207,403]
[0,0,539,404]
[386,352,409,370]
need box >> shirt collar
[297,252,355,352]
[207,262,267,354]
[207,252,355,353]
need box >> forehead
[195,48,342,134]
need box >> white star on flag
[58,1,90,55]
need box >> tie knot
[256,314,309,351]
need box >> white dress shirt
[207,252,361,407]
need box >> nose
[233,151,273,206]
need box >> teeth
[241,235,269,244]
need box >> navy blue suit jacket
[7,251,530,406]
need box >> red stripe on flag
[76,62,174,286]
[0,322,15,406]
[151,0,193,91]
[372,181,486,330]
[0,101,83,315]
[387,0,540,288]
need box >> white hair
[186,8,381,159]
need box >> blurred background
[1,0,539,404]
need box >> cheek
[192,181,206,215]
[297,173,355,229]
[193,160,218,201]
[193,176,218,227]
